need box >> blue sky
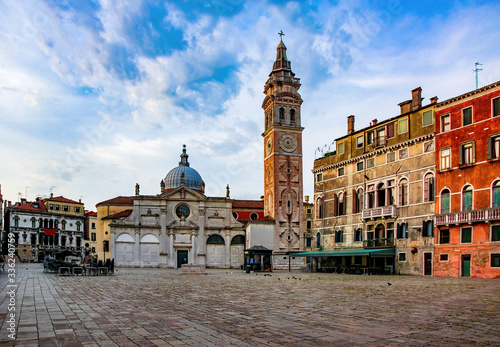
[1,0,500,209]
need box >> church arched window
[279,108,285,123]
[207,234,225,244]
[290,109,295,125]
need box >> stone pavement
[0,264,499,346]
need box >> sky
[1,0,500,210]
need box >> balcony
[369,136,387,148]
[363,238,395,249]
[362,205,397,220]
[436,207,500,226]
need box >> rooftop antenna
[473,62,483,90]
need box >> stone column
[198,203,206,265]
[225,232,231,268]
[160,209,167,253]
[168,231,174,267]
[110,228,116,260]
[191,231,197,264]
[134,228,141,267]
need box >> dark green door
[462,254,471,277]
[177,250,188,268]
[424,253,432,276]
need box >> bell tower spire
[262,35,304,269]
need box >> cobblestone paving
[0,264,499,346]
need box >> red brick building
[434,81,500,278]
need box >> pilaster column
[134,228,141,267]
[110,228,116,260]
[168,231,174,267]
[160,209,167,254]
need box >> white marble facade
[110,185,246,268]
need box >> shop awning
[293,248,394,257]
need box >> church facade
[109,146,247,268]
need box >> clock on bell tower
[262,36,304,261]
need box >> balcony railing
[362,205,397,220]
[436,207,500,226]
[363,238,395,249]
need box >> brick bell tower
[262,35,304,268]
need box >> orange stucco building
[433,81,500,278]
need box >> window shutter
[423,220,427,236]
[352,189,356,213]
[398,184,403,206]
[488,137,493,160]
[343,191,347,215]
[397,223,401,238]
[424,178,429,202]
[458,144,463,165]
[387,123,394,138]
[472,141,476,163]
[430,220,434,236]
[333,194,338,216]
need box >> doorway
[424,253,432,276]
[177,250,188,268]
[461,254,471,277]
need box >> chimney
[304,195,309,203]
[347,115,355,134]
[21,198,26,205]
[50,192,53,198]
[398,100,411,114]
[411,87,422,110]
[430,96,438,104]
[371,119,378,126]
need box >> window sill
[459,164,474,169]
[488,158,500,163]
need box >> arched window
[232,212,238,220]
[290,109,296,125]
[462,185,473,211]
[399,179,408,206]
[333,192,346,216]
[377,183,386,207]
[207,234,225,244]
[316,232,321,249]
[231,235,245,244]
[441,189,450,214]
[279,108,285,122]
[76,221,81,232]
[43,219,48,228]
[61,220,66,230]
[31,218,36,228]
[316,197,323,219]
[424,173,435,202]
[38,218,43,228]
[493,180,500,208]
[13,216,19,227]
[49,219,54,229]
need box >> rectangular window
[488,135,500,159]
[366,131,373,145]
[338,167,344,176]
[493,97,500,117]
[306,220,312,230]
[398,118,408,134]
[316,173,323,182]
[75,207,81,213]
[357,136,363,148]
[54,205,60,211]
[91,247,96,253]
[462,106,472,126]
[398,252,406,262]
[441,115,451,132]
[91,222,96,229]
[63,205,69,212]
[461,227,472,243]
[423,110,433,126]
[440,148,451,170]
[423,220,434,237]
[49,204,54,210]
[424,141,434,153]
[306,238,312,248]
[460,142,474,165]
[492,254,500,267]
[366,158,374,168]
[387,122,395,138]
[399,148,408,160]
[354,228,363,242]
[357,161,364,171]
[492,225,500,242]
[440,229,450,244]
[440,254,449,262]
[307,208,312,214]
[387,152,395,163]
[91,233,97,241]
[337,142,344,155]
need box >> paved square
[1,264,499,346]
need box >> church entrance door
[177,250,188,268]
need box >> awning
[293,248,394,257]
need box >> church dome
[163,145,204,191]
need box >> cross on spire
[278,30,285,41]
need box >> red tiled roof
[85,211,97,216]
[102,209,133,220]
[45,196,82,204]
[232,199,264,209]
[12,201,47,212]
[96,196,134,206]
